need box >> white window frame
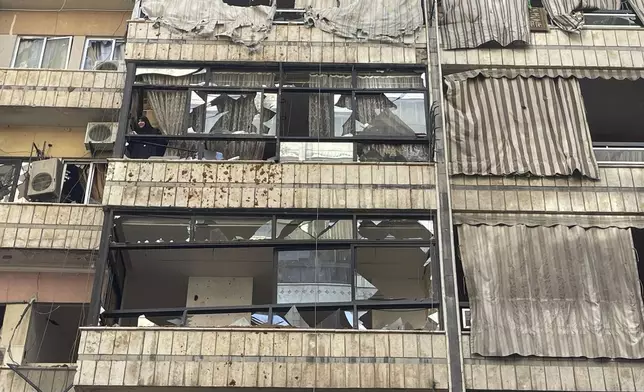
[59,160,107,205]
[11,36,72,69]
[81,38,126,70]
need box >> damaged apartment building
[1,0,644,391]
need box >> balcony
[74,327,448,390]
[442,28,644,69]
[0,366,76,392]
[0,203,103,250]
[103,160,436,210]
[0,68,124,127]
[125,21,427,64]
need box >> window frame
[81,38,126,70]
[58,159,107,205]
[0,157,24,202]
[128,64,433,162]
[11,36,73,69]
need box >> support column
[113,62,136,158]
[87,209,114,326]
[0,303,33,365]
[424,1,464,391]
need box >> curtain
[14,39,44,68]
[91,164,107,204]
[458,224,644,358]
[141,74,206,158]
[84,40,113,70]
[303,0,423,41]
[542,0,622,31]
[440,0,531,49]
[309,74,352,137]
[41,38,70,69]
[204,73,276,160]
[445,73,599,179]
[628,0,644,24]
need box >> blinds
[440,0,531,49]
[445,73,599,179]
[458,224,644,358]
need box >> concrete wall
[0,68,124,109]
[462,335,644,391]
[74,327,448,390]
[0,125,87,157]
[0,11,129,37]
[0,303,32,365]
[0,366,76,392]
[0,272,93,303]
[0,204,104,250]
[443,29,644,68]
[451,167,644,213]
[103,160,437,210]
[125,22,427,64]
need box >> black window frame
[126,63,433,163]
[0,157,25,203]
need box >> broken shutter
[445,72,599,179]
[440,0,531,49]
[303,0,423,41]
[541,0,621,31]
[458,224,644,358]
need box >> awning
[458,224,644,358]
[445,71,600,179]
[445,68,644,84]
[440,0,531,49]
[541,0,621,32]
[454,212,644,228]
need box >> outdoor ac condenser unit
[85,122,118,151]
[27,158,63,201]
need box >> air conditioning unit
[94,60,124,71]
[85,122,118,151]
[27,158,63,201]
[461,308,472,330]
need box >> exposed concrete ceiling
[0,0,134,11]
[0,107,119,127]
[0,248,96,272]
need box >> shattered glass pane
[277,249,352,303]
[203,92,277,136]
[193,217,272,242]
[210,71,277,88]
[272,307,354,329]
[357,308,440,331]
[282,72,352,88]
[357,143,430,162]
[357,219,433,240]
[355,247,433,302]
[279,92,355,137]
[0,161,18,202]
[279,142,354,162]
[343,93,426,137]
[276,219,353,240]
[116,215,192,244]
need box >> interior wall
[24,304,85,363]
[0,35,16,68]
[0,125,87,157]
[0,272,93,303]
[0,11,129,36]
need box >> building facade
[1,1,644,391]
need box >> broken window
[82,38,125,70]
[583,0,641,26]
[127,65,432,162]
[357,218,434,240]
[0,159,21,202]
[103,212,439,330]
[24,303,88,363]
[59,161,107,204]
[581,78,644,163]
[12,37,72,69]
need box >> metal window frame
[11,36,73,69]
[0,158,25,202]
[81,38,125,70]
[58,160,107,205]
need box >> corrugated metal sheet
[440,0,531,49]
[303,0,423,41]
[445,73,599,179]
[458,224,644,359]
[454,212,644,228]
[445,68,644,82]
[542,0,621,32]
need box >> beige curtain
[84,40,113,69]
[445,73,599,179]
[542,0,622,31]
[440,0,531,49]
[458,224,644,358]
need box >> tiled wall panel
[0,367,76,392]
[0,69,124,109]
[442,29,644,68]
[103,160,437,210]
[0,203,103,250]
[125,21,427,64]
[75,328,448,390]
[451,167,644,213]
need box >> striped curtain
[445,73,599,179]
[440,0,531,49]
[628,0,644,23]
[458,224,644,359]
[542,0,621,31]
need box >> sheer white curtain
[84,40,114,69]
